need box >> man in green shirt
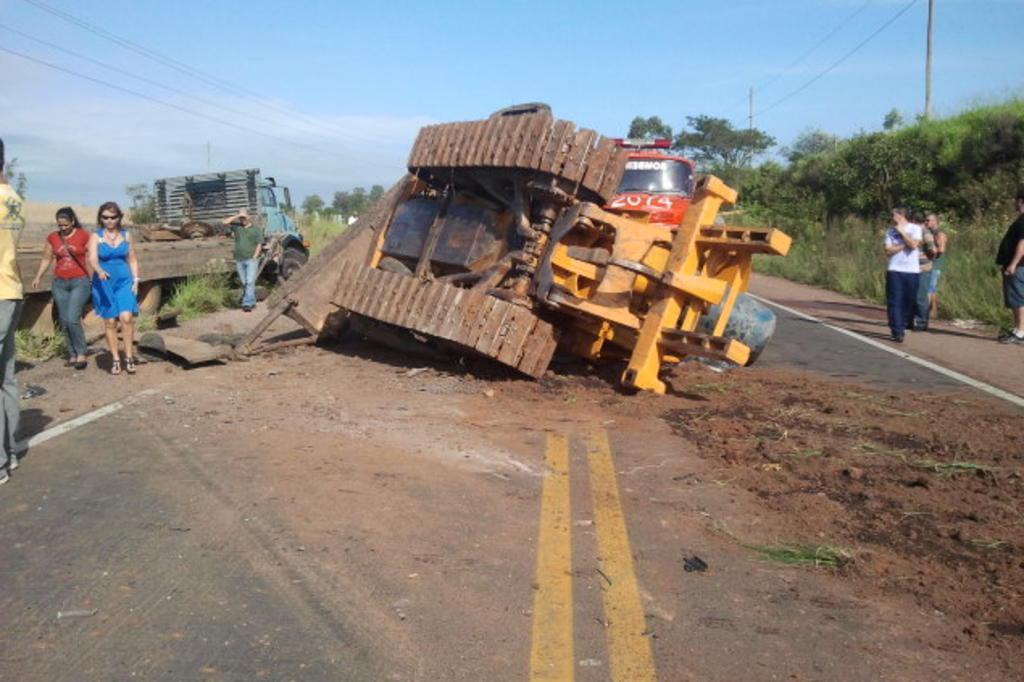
[222,209,265,312]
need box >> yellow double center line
[529,430,656,681]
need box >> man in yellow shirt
[0,138,24,485]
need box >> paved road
[751,273,1023,400]
[0,300,990,681]
[757,300,963,391]
[0,414,395,681]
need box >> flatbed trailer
[16,225,233,335]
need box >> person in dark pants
[0,138,25,485]
[912,212,937,331]
[30,207,92,369]
[996,187,1024,345]
[883,207,921,343]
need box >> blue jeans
[0,299,22,468]
[886,270,919,338]
[236,259,258,308]
[52,276,91,358]
[914,268,931,327]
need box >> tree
[301,194,325,215]
[674,115,775,169]
[883,108,904,131]
[627,116,673,140]
[333,187,370,217]
[125,183,156,223]
[350,187,367,215]
[785,128,840,162]
[6,158,27,197]
[369,184,385,203]
[337,188,354,212]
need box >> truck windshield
[618,159,693,195]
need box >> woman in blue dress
[87,202,140,375]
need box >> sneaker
[999,332,1024,345]
[891,334,905,343]
[0,469,8,486]
[8,453,17,471]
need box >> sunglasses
[100,214,120,220]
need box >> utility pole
[206,141,211,170]
[924,0,934,119]
[748,87,754,130]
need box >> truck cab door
[259,186,288,234]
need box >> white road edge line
[750,293,1024,410]
[16,388,160,453]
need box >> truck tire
[182,221,213,239]
[378,256,413,275]
[698,292,777,366]
[279,246,309,280]
[137,282,162,316]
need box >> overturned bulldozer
[242,104,790,394]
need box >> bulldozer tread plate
[332,261,556,378]
[407,113,627,202]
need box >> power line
[727,0,874,115]
[0,44,357,160]
[0,22,333,141]
[18,0,396,146]
[755,1,874,98]
[758,0,920,118]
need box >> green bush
[298,214,348,256]
[165,272,234,321]
[741,99,1024,224]
[739,99,1022,328]
[15,330,67,362]
[753,218,1011,328]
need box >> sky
[1,0,1022,207]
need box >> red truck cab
[606,138,695,227]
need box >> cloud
[0,56,431,205]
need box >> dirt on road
[11,304,1023,680]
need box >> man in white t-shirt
[883,207,921,343]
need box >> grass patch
[713,522,853,569]
[783,448,823,459]
[297,215,348,256]
[136,315,157,332]
[899,510,932,523]
[753,217,1012,329]
[15,330,67,362]
[912,459,995,477]
[854,442,907,458]
[165,272,234,322]
[969,538,1008,550]
[746,542,853,568]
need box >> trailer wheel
[279,246,309,280]
[137,282,162,316]
[182,221,213,239]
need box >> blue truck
[153,168,309,279]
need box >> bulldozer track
[407,113,627,202]
[332,260,558,378]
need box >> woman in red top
[30,207,92,369]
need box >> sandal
[110,360,122,375]
[125,357,137,374]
